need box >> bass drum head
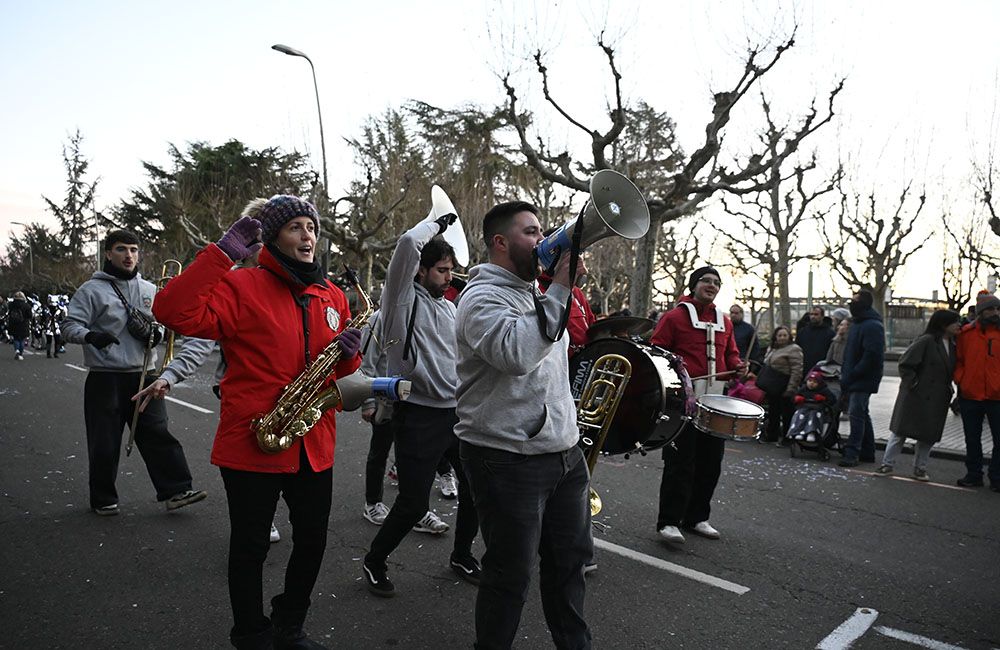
[570,338,687,454]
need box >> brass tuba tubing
[576,353,632,516]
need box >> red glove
[814,394,826,402]
[794,395,805,405]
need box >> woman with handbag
[759,325,804,442]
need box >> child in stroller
[786,370,840,458]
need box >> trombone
[126,259,182,457]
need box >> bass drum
[569,338,690,455]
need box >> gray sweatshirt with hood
[62,270,214,387]
[381,221,458,408]
[455,263,575,454]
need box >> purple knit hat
[259,195,320,243]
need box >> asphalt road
[1,345,998,649]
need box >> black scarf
[103,259,139,280]
[266,243,325,287]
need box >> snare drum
[693,395,765,440]
[570,338,691,454]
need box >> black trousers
[460,441,593,650]
[46,334,62,356]
[365,418,453,505]
[83,370,193,508]
[366,403,477,564]
[764,394,794,441]
[220,452,333,638]
[657,426,725,529]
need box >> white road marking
[63,363,212,414]
[164,396,213,414]
[848,469,971,492]
[875,626,968,649]
[816,607,879,649]
[592,538,750,595]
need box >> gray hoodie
[455,263,575,454]
[62,270,214,387]
[381,221,458,408]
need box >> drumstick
[688,369,740,382]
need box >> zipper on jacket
[296,294,312,365]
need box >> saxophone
[253,266,374,454]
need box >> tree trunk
[630,214,662,316]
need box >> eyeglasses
[698,278,722,287]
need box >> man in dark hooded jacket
[838,289,885,467]
[795,306,835,371]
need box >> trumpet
[126,259,182,457]
[577,353,632,516]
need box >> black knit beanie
[688,266,721,293]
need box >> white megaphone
[335,373,412,412]
[534,169,650,271]
[419,185,470,268]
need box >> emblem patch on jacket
[143,296,152,308]
[325,307,340,331]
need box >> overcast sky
[2,0,997,304]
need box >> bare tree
[940,210,1000,310]
[500,29,844,314]
[652,220,702,309]
[712,95,841,326]
[820,180,932,314]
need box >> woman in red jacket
[154,195,362,650]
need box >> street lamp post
[11,221,34,281]
[271,44,328,195]
[272,43,331,271]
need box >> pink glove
[336,327,363,360]
[217,216,263,262]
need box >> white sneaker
[439,471,458,499]
[363,502,390,526]
[269,523,281,543]
[658,525,685,544]
[688,521,720,540]
[413,510,449,534]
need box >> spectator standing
[761,325,804,442]
[876,309,961,481]
[954,291,1000,491]
[838,289,885,467]
[795,306,836,372]
[730,304,763,367]
[824,319,851,369]
[7,291,31,360]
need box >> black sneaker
[449,554,482,586]
[363,560,395,597]
[957,476,984,488]
[165,489,207,511]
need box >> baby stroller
[788,365,845,461]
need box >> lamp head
[272,44,306,58]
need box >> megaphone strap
[533,201,587,343]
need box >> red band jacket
[649,296,741,379]
[153,244,361,473]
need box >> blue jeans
[844,391,876,461]
[958,398,1000,483]
[460,441,593,650]
[12,338,24,355]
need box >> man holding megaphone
[455,200,594,650]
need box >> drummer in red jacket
[154,195,362,650]
[650,265,745,545]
